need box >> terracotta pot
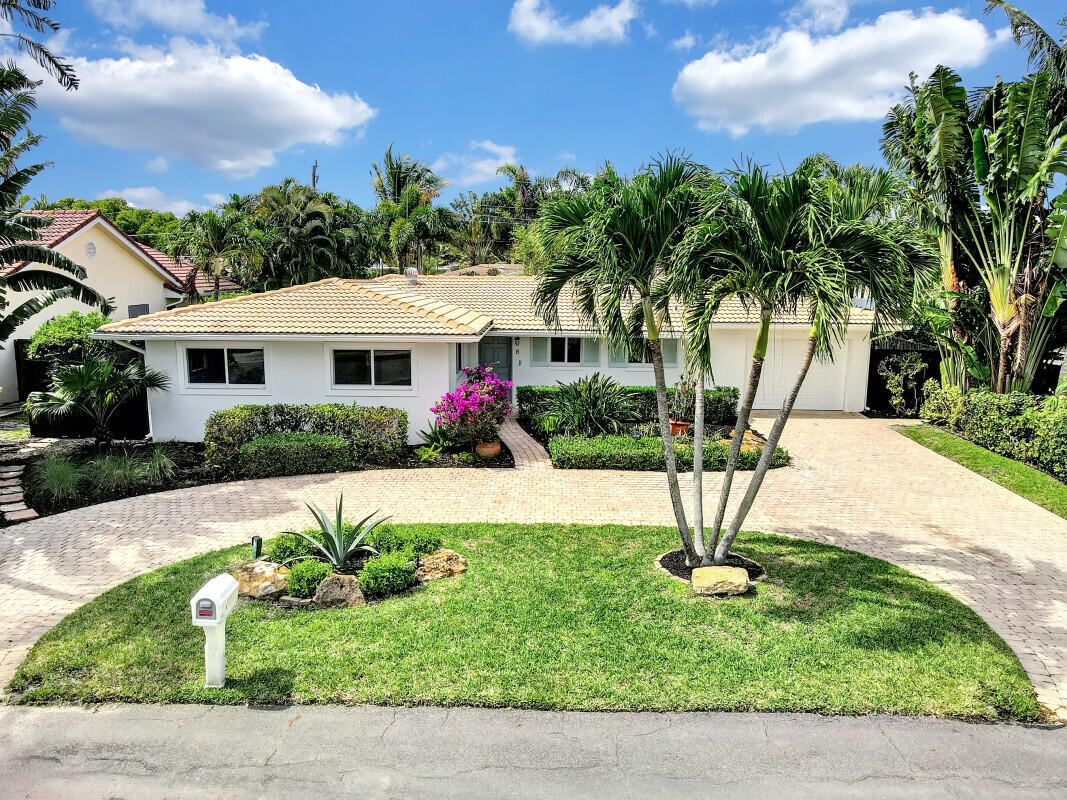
[475,440,501,461]
[669,419,691,436]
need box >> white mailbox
[190,574,239,688]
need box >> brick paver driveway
[1,413,1065,717]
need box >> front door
[478,336,513,381]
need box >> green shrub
[286,560,332,598]
[547,435,789,471]
[25,455,81,503]
[27,310,114,360]
[920,379,966,428]
[366,525,442,556]
[518,384,739,426]
[143,444,177,484]
[85,453,145,492]
[959,392,1036,460]
[238,432,351,479]
[204,402,407,475]
[359,549,417,597]
[538,373,639,436]
[270,529,325,564]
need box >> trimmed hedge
[238,432,351,479]
[205,402,407,475]
[286,560,332,598]
[359,549,417,597]
[921,381,1067,481]
[517,384,739,425]
[548,434,790,472]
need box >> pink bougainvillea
[432,364,513,445]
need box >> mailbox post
[190,574,239,688]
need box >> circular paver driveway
[1,413,1065,717]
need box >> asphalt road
[0,705,1064,799]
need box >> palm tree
[372,144,443,206]
[985,1,1067,80]
[675,160,928,564]
[170,209,258,301]
[253,181,337,286]
[535,153,707,562]
[0,0,78,90]
[26,357,170,445]
[0,67,111,360]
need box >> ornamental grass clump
[431,363,513,447]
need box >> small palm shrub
[283,494,387,570]
[287,560,332,598]
[26,455,81,502]
[538,373,639,436]
[418,421,453,449]
[358,549,417,597]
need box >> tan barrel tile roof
[96,274,876,339]
[96,278,494,338]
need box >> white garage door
[753,336,848,411]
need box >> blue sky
[14,0,1061,214]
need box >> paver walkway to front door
[1,413,1065,718]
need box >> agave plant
[285,493,387,571]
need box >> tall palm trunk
[213,272,220,302]
[996,327,1013,393]
[715,335,815,563]
[645,300,694,562]
[691,374,706,561]
[706,307,770,560]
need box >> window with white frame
[550,336,581,364]
[187,347,265,385]
[333,348,412,387]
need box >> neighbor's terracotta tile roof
[137,243,242,295]
[1,209,181,286]
[96,278,494,337]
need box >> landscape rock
[691,565,750,596]
[232,560,291,600]
[278,595,313,609]
[313,573,366,608]
[415,549,469,583]
[718,430,766,453]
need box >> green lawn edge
[898,424,1067,520]
[7,523,1040,722]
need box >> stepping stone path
[0,414,51,524]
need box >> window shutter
[609,344,628,367]
[661,338,679,367]
[530,337,548,366]
[581,338,600,366]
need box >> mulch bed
[657,548,766,582]
[392,441,514,470]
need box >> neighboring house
[95,274,875,444]
[0,210,185,398]
[138,244,243,300]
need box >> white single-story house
[1,209,241,398]
[94,273,876,443]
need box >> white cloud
[558,150,577,162]
[87,0,264,48]
[787,0,850,33]
[433,140,519,185]
[145,156,168,173]
[673,10,1004,135]
[665,0,717,6]
[670,31,696,51]
[32,38,376,178]
[202,193,226,206]
[97,186,206,216]
[508,0,639,45]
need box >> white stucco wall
[0,221,173,398]
[509,336,687,389]
[144,338,454,444]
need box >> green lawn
[8,523,1039,720]
[899,424,1067,520]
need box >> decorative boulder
[718,430,766,453]
[691,566,750,596]
[415,549,469,583]
[313,573,366,608]
[233,560,291,600]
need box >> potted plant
[668,379,695,436]
[431,364,513,460]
